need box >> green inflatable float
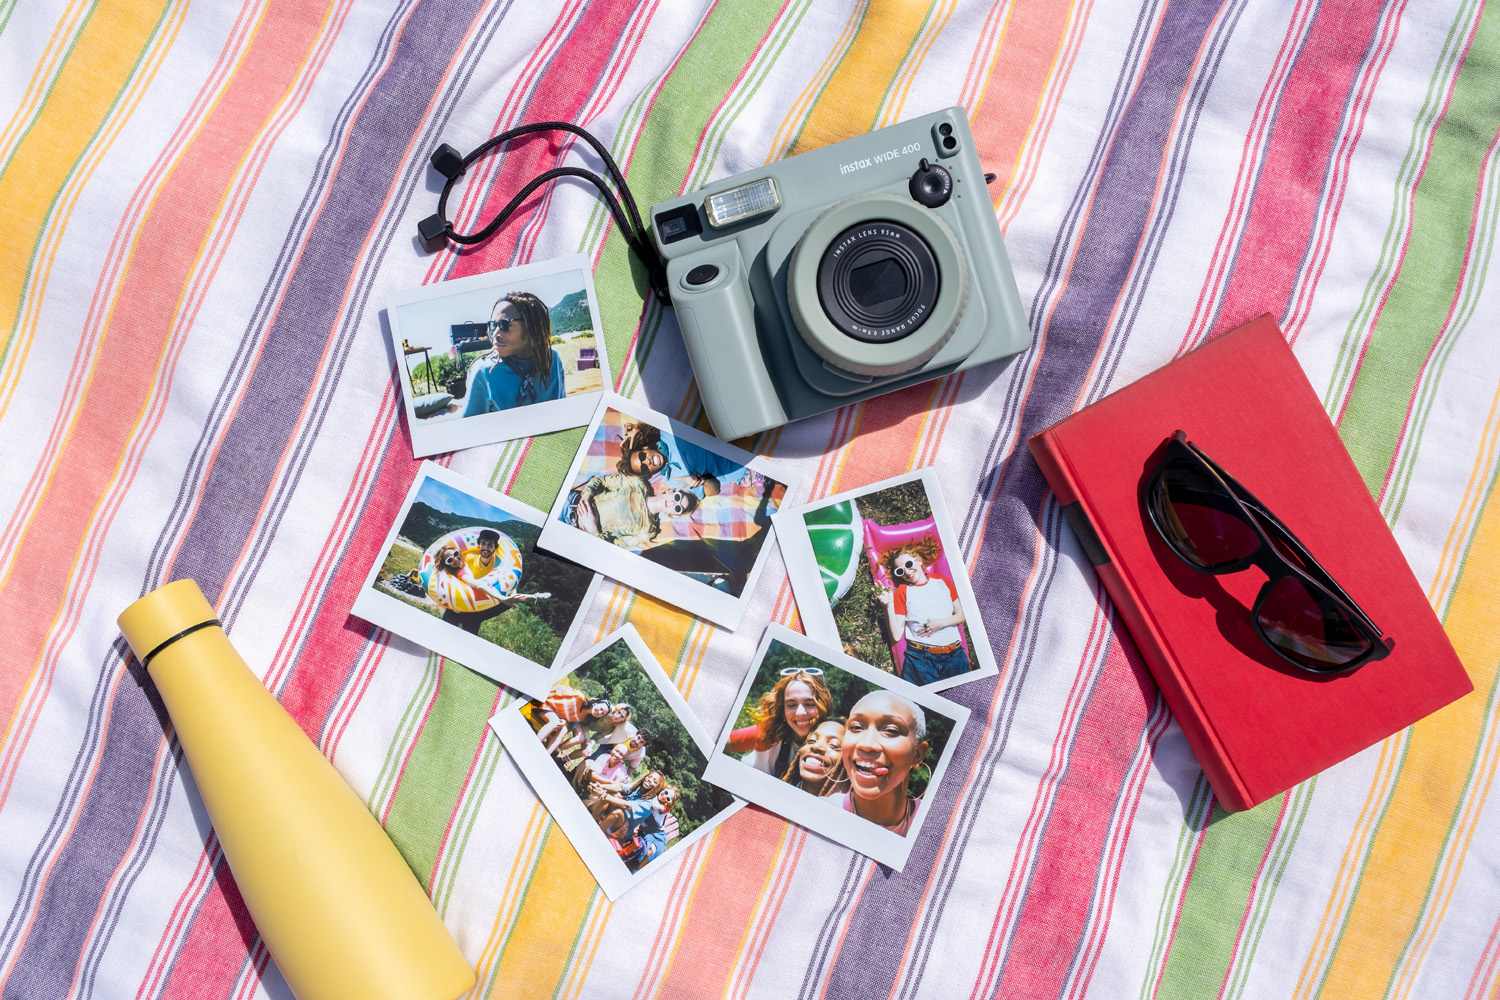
[804,500,864,604]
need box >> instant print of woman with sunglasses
[462,291,566,415]
[876,538,971,685]
[725,667,835,776]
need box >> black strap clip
[418,122,671,306]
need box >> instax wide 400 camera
[651,107,1030,441]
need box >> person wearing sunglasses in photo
[615,419,756,501]
[462,291,565,416]
[563,471,700,550]
[726,667,834,776]
[875,538,971,685]
[839,691,929,835]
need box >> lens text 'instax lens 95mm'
[816,221,940,344]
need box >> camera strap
[417,121,672,306]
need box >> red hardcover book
[1028,315,1472,811]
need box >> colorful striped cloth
[0,1,1496,998]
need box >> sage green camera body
[651,107,1031,441]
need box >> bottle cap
[118,579,218,666]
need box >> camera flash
[704,178,781,228]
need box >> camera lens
[816,220,940,343]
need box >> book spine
[1027,430,1258,812]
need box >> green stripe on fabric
[1136,775,1214,1000]
[508,0,786,506]
[368,650,442,813]
[1337,5,1500,495]
[0,0,21,40]
[431,731,506,916]
[1222,779,1316,1000]
[1153,797,1284,1000]
[1382,132,1500,525]
[1323,0,1481,412]
[591,0,786,378]
[383,661,499,891]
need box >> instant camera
[651,107,1030,441]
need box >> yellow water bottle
[118,579,475,1000]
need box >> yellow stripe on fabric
[875,0,958,127]
[0,0,93,178]
[0,0,172,367]
[466,804,549,998]
[1314,472,1500,998]
[788,0,938,155]
[484,826,599,1000]
[764,0,864,161]
[625,592,700,686]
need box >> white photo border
[537,392,801,631]
[489,624,745,900]
[772,467,997,694]
[385,254,610,458]
[702,624,969,871]
[351,460,603,700]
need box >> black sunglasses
[1144,431,1394,675]
[487,317,515,333]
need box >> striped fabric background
[1,0,1497,997]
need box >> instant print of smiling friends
[651,106,1030,441]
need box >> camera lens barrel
[788,193,969,378]
[816,221,940,344]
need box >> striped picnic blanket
[1,2,1497,999]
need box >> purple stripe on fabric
[820,0,1230,996]
[1,665,167,1000]
[0,1,496,991]
[170,0,488,604]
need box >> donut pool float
[804,500,863,604]
[419,527,523,612]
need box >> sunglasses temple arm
[1199,451,1390,640]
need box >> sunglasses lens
[1151,457,1260,569]
[1256,576,1371,670]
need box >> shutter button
[685,264,720,286]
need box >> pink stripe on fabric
[442,0,649,280]
[156,859,258,1000]
[1282,0,1405,344]
[424,0,587,284]
[1208,0,1397,338]
[969,598,1112,999]
[1067,684,1174,1000]
[0,0,338,797]
[512,2,661,267]
[1176,0,1316,352]
[988,633,1161,1000]
[648,808,794,999]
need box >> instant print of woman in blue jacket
[463,291,566,414]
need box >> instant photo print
[385,254,610,457]
[490,624,744,900]
[351,461,602,699]
[537,393,800,630]
[773,467,995,693]
[703,625,968,870]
